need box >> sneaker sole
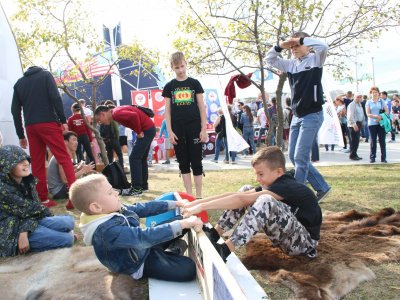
[318,188,332,203]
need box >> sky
[2,0,400,97]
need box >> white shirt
[257,108,267,127]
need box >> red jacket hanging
[224,73,253,104]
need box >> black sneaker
[121,187,143,196]
[214,243,231,263]
[316,187,331,203]
[202,226,221,244]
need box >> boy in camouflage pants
[183,146,321,261]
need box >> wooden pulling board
[149,193,268,300]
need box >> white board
[0,3,23,147]
[149,278,202,299]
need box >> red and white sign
[131,90,149,107]
[150,90,165,127]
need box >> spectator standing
[95,105,156,196]
[11,66,76,208]
[361,95,370,142]
[346,93,365,160]
[381,91,395,143]
[282,97,293,151]
[335,97,349,152]
[266,32,331,201]
[241,105,256,156]
[366,86,389,163]
[256,101,267,147]
[162,52,208,198]
[67,103,95,163]
[159,119,171,164]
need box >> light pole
[371,57,376,86]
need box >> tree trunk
[275,73,287,148]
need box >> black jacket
[11,66,67,139]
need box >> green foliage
[175,0,400,84]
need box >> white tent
[0,3,23,147]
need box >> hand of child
[137,132,144,138]
[169,132,178,145]
[280,38,300,49]
[18,232,30,254]
[180,216,203,231]
[182,204,203,219]
[83,162,95,174]
[19,138,28,149]
[199,129,208,143]
[175,199,189,207]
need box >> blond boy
[162,52,208,198]
[70,174,202,282]
[183,147,321,262]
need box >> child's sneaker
[223,160,229,164]
[202,226,221,244]
[122,187,143,197]
[214,243,231,263]
[42,199,57,208]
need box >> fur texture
[0,247,147,300]
[242,208,400,300]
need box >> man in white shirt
[256,104,268,147]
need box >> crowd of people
[0,33,396,288]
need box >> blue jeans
[129,126,156,190]
[256,127,267,146]
[289,111,330,193]
[242,127,256,155]
[214,136,237,162]
[143,245,196,282]
[28,216,75,252]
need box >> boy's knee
[179,164,191,174]
[192,164,203,176]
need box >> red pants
[26,122,76,201]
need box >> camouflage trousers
[217,185,318,257]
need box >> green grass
[45,164,400,299]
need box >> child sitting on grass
[183,146,322,262]
[70,173,202,282]
[0,145,75,257]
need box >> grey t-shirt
[47,156,66,196]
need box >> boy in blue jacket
[70,173,202,282]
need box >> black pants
[77,134,95,163]
[340,123,347,148]
[129,126,156,190]
[106,139,124,168]
[368,125,386,161]
[349,125,361,158]
[172,119,203,176]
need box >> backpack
[102,161,131,189]
[132,105,154,118]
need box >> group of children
[1,33,328,284]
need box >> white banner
[219,97,249,153]
[319,80,344,147]
[0,4,23,147]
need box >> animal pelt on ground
[0,246,147,300]
[241,208,400,300]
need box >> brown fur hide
[0,247,147,300]
[241,208,400,300]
